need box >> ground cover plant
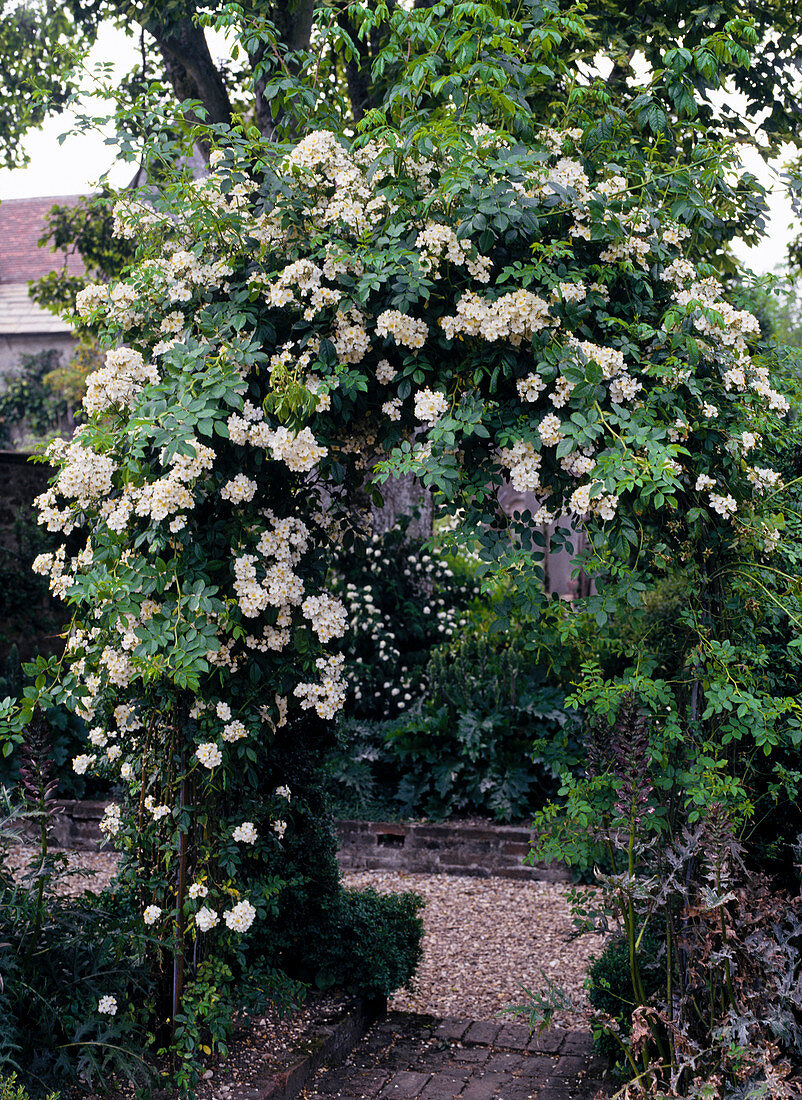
[1,0,801,1096]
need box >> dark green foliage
[0,492,65,662]
[328,626,576,823]
[0,723,150,1095]
[0,862,155,1095]
[308,887,424,999]
[587,933,663,1065]
[387,680,567,823]
[0,650,97,801]
[324,719,402,822]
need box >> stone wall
[0,331,76,377]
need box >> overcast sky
[0,23,796,277]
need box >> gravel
[2,843,119,894]
[343,870,605,1029]
[2,847,605,1030]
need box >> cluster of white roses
[83,346,160,414]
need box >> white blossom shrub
[5,111,789,1073]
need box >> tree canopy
[3,0,802,171]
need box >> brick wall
[335,820,570,882]
[36,805,570,881]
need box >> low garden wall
[335,818,570,882]
[31,803,570,881]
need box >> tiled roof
[0,195,87,283]
[0,284,73,335]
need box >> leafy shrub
[309,887,424,999]
[0,885,156,1095]
[324,719,403,821]
[0,660,102,808]
[0,727,153,1096]
[587,933,663,1065]
[0,817,155,1095]
[329,624,576,822]
[535,696,802,1096]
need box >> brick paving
[303,1013,608,1100]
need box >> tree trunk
[371,474,433,540]
[251,0,316,139]
[146,14,233,155]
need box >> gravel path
[343,871,604,1029]
[2,848,604,1029]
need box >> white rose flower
[196,742,223,769]
[232,822,258,844]
[222,720,247,742]
[72,754,96,775]
[195,906,219,932]
[413,388,448,424]
[143,905,162,925]
[223,900,256,932]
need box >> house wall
[0,331,76,376]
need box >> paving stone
[558,1034,592,1057]
[517,1057,559,1084]
[301,1016,606,1100]
[318,1067,363,1094]
[384,1043,430,1069]
[464,1022,502,1047]
[495,1025,531,1051]
[459,1071,509,1100]
[350,1071,392,1098]
[453,1049,490,1064]
[526,1031,564,1055]
[419,1074,470,1100]
[418,1051,464,1072]
[482,1052,526,1074]
[553,1056,589,1078]
[494,1082,537,1100]
[381,1071,433,1098]
[434,1019,472,1043]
